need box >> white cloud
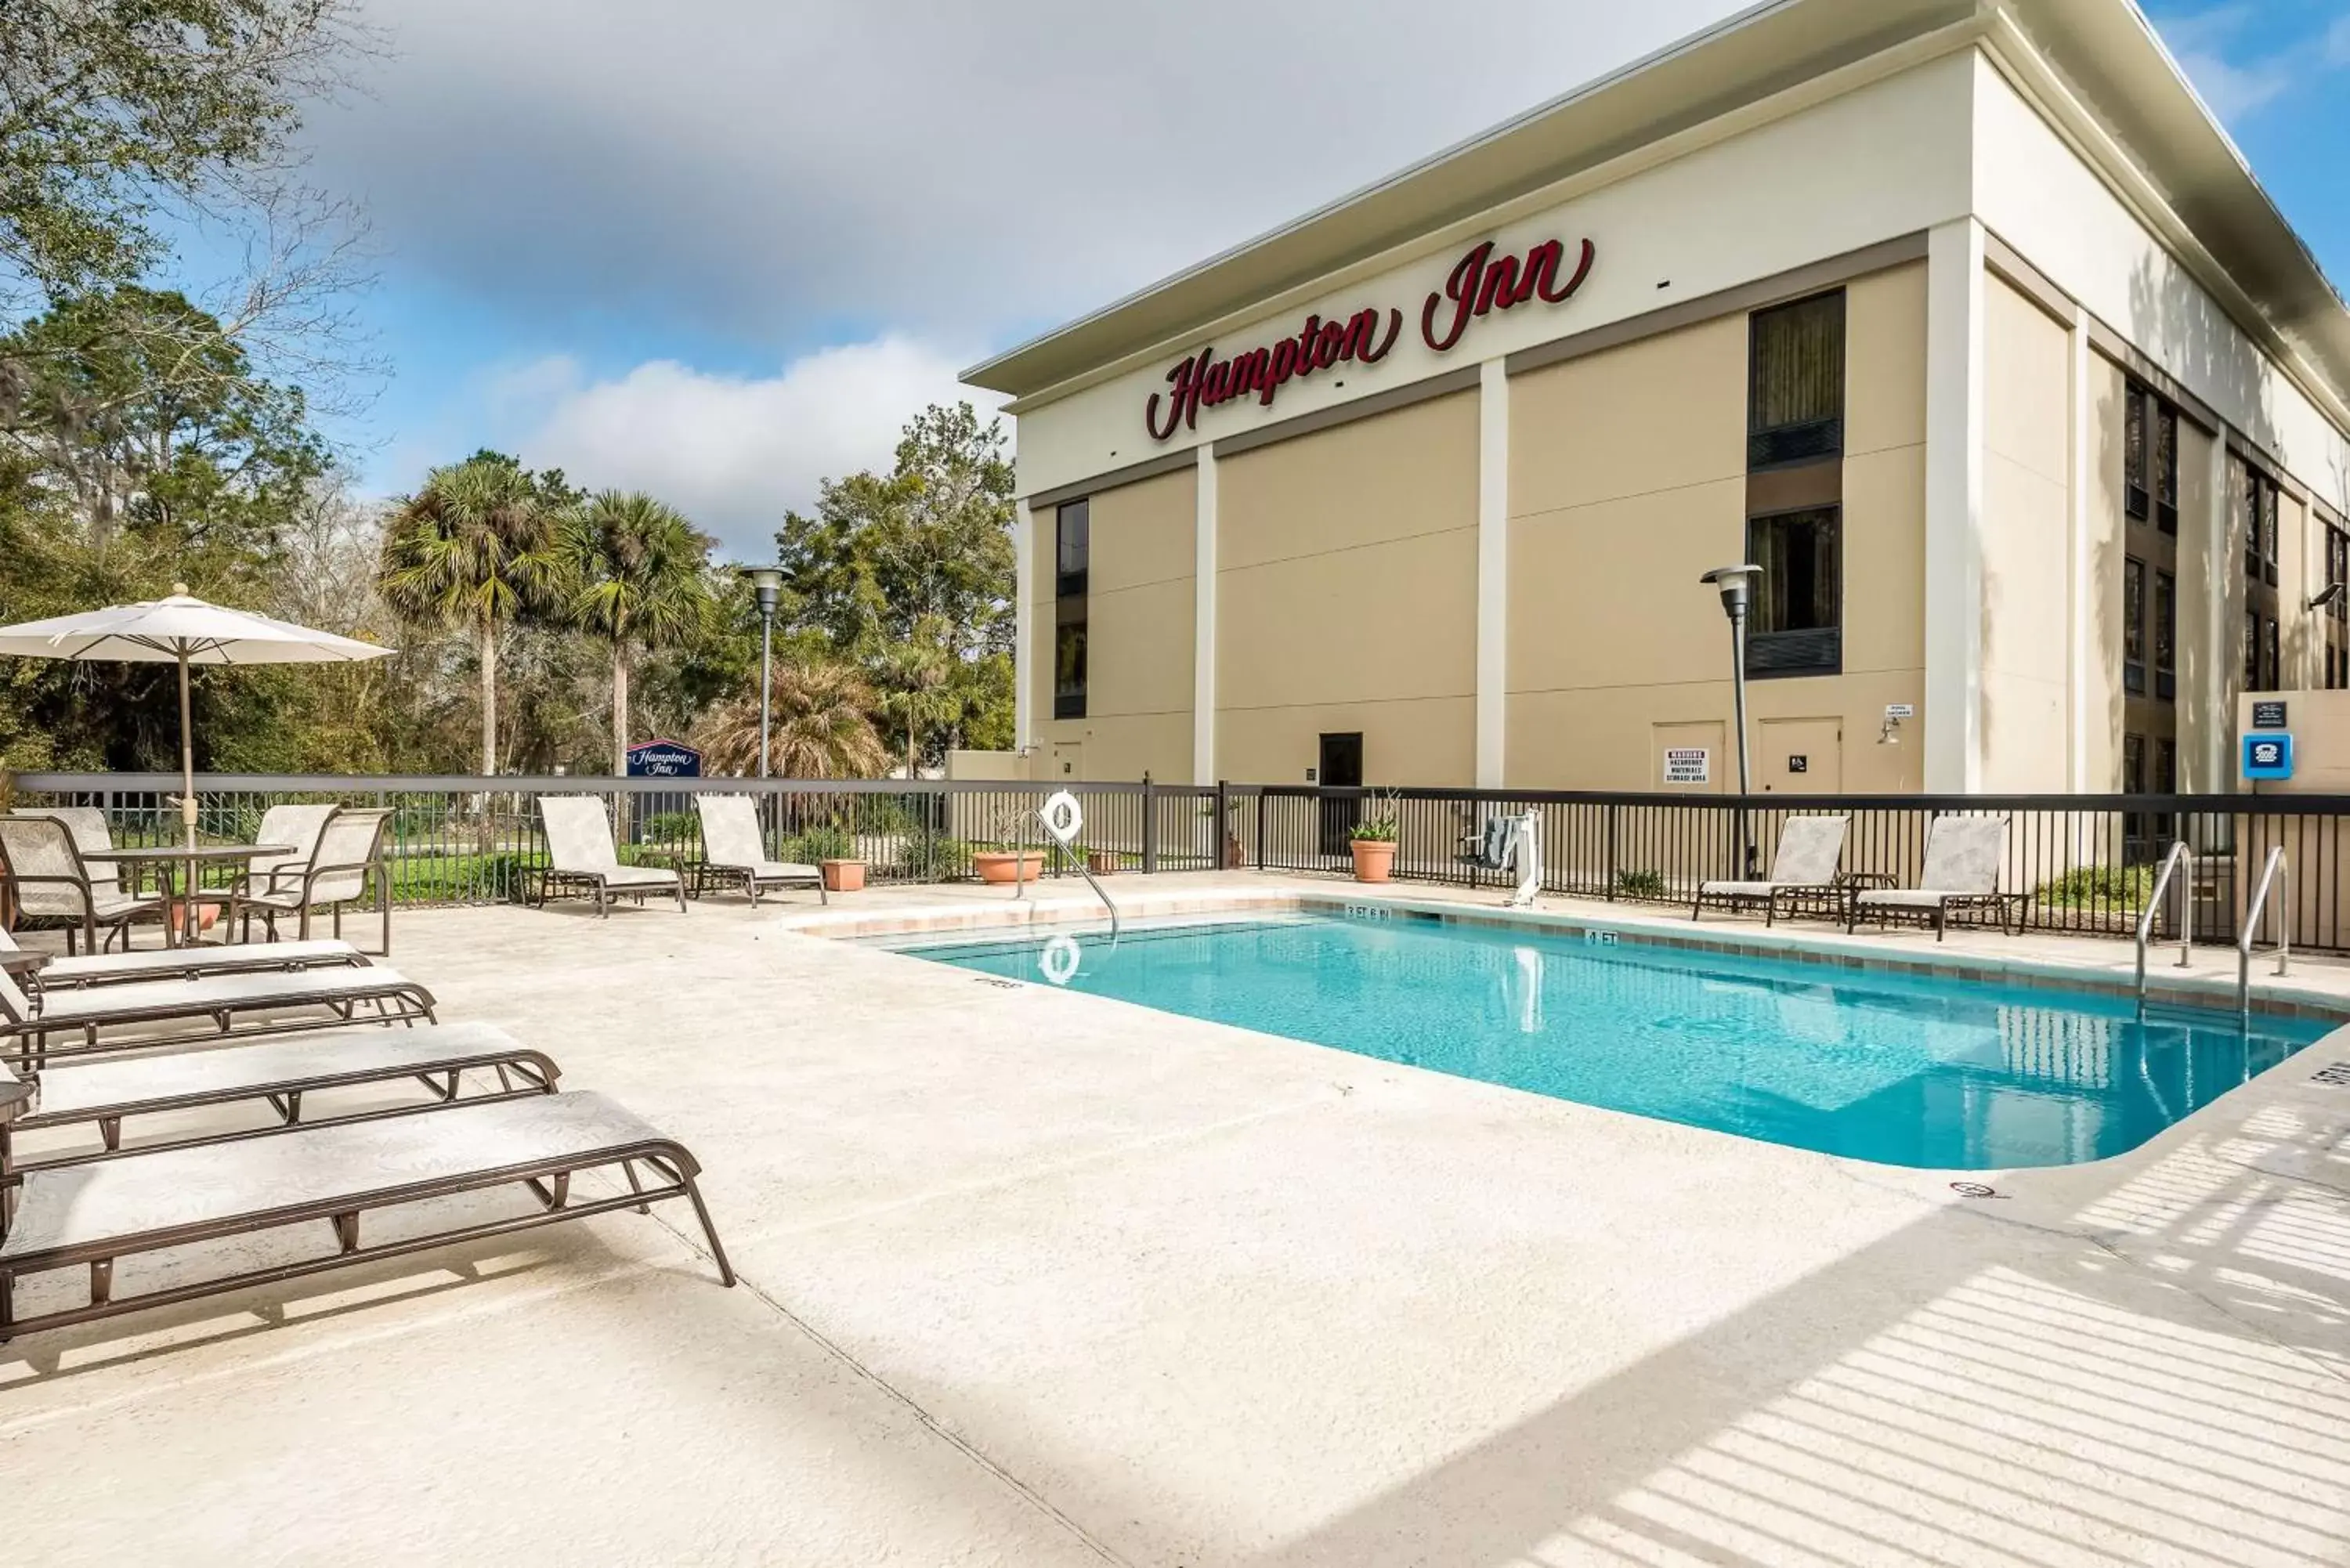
[499,338,1002,558]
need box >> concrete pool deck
[3,872,2347,1565]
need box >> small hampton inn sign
[1143,235,1595,440]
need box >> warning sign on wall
[1663,748,1711,786]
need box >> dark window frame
[2153,567,2175,703]
[2123,556,2146,696]
[1744,504,1843,679]
[1747,291,1846,471]
[1052,499,1090,720]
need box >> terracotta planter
[820,858,866,894]
[972,850,1043,885]
[1222,832,1248,870]
[1350,839,1397,883]
[167,901,223,938]
[1085,849,1119,876]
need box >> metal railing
[2239,845,2291,1014]
[13,773,2350,956]
[2135,840,2194,1006]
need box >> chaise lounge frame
[0,1101,734,1342]
[0,1024,561,1175]
[2,959,437,1072]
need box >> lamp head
[739,564,785,616]
[1699,563,1762,620]
[2308,580,2345,612]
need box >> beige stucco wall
[1979,270,2073,793]
[1505,261,1929,794]
[1214,392,1479,784]
[1029,468,1197,782]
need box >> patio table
[83,844,292,950]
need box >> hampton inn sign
[1144,236,1596,439]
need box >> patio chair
[691,794,825,906]
[0,1019,559,1174]
[240,802,341,908]
[0,958,436,1071]
[1848,815,2021,941]
[535,796,687,917]
[0,1089,733,1341]
[1691,815,1849,925]
[237,807,394,952]
[0,814,166,956]
[0,925,367,989]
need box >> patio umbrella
[0,585,394,845]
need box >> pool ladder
[2134,841,2193,1013]
[1010,809,1121,942]
[2238,845,2290,1019]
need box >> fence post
[1605,803,1618,901]
[1215,779,1231,869]
[1141,777,1158,875]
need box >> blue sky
[266,2,2348,558]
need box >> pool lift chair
[1462,811,1542,909]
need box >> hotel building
[963,0,2350,797]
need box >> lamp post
[742,566,784,778]
[1700,564,1762,877]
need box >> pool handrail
[2133,840,2194,1010]
[2237,844,2290,1018]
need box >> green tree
[376,456,562,776]
[776,402,1015,662]
[559,490,715,777]
[868,614,963,779]
[1,287,326,546]
[2,0,363,302]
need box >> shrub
[781,823,855,864]
[2036,864,2154,909]
[1614,869,1668,900]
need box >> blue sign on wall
[626,739,702,779]
[2242,732,2294,781]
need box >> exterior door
[1759,717,1842,793]
[1049,740,1084,781]
[1318,732,1364,856]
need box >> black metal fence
[10,773,2350,954]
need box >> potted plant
[1349,796,1400,883]
[970,802,1043,883]
[1085,847,1119,876]
[1201,797,1248,869]
[821,857,866,894]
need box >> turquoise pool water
[901,914,2336,1169]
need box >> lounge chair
[0,924,367,989]
[535,796,687,916]
[1848,815,2020,940]
[236,807,394,952]
[0,814,167,955]
[0,1020,559,1173]
[690,794,825,906]
[1691,815,1849,925]
[0,1089,734,1340]
[1,959,436,1070]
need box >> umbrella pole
[178,650,198,850]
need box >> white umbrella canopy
[0,585,395,843]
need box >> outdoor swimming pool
[900,914,2337,1169]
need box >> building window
[2154,737,2176,795]
[1748,291,1845,469]
[2124,391,2148,522]
[2265,615,2281,692]
[2323,520,2348,689]
[2154,568,2175,702]
[2153,402,2178,535]
[1747,507,1841,676]
[1053,499,1089,719]
[2123,558,2146,696]
[2242,461,2280,588]
[2245,609,2260,691]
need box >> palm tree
[695,659,888,779]
[869,615,960,779]
[378,458,560,777]
[559,491,714,775]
